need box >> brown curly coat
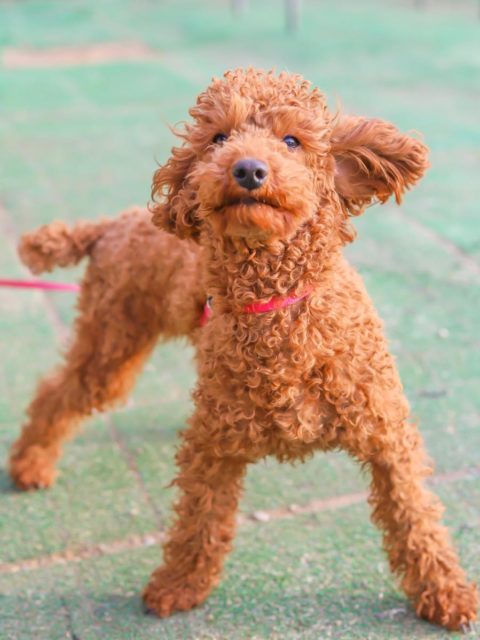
[9,69,477,631]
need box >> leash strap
[0,278,80,292]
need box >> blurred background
[1,1,479,638]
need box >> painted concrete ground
[0,1,479,638]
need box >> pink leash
[1,280,312,326]
[0,278,80,292]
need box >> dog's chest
[199,315,339,450]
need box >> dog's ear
[150,143,200,240]
[331,116,429,216]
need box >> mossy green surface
[0,1,479,637]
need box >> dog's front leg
[143,416,247,617]
[359,419,477,630]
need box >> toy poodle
[9,68,477,631]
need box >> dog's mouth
[215,196,279,211]
[208,193,299,243]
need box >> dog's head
[151,69,429,247]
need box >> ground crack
[61,596,81,640]
[105,413,164,526]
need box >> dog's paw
[9,445,58,490]
[416,579,478,631]
[142,571,210,617]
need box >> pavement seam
[1,463,477,576]
[60,595,81,640]
[393,208,480,277]
[2,42,162,69]
[105,413,165,526]
[0,532,166,575]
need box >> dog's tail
[18,217,112,274]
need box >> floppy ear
[149,143,200,240]
[331,116,429,216]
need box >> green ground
[1,1,479,638]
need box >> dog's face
[151,69,429,247]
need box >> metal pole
[285,0,301,32]
[231,0,248,16]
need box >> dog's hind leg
[9,273,163,490]
[9,208,204,491]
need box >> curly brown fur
[10,69,477,631]
[18,218,114,274]
[9,207,205,488]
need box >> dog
[9,68,477,631]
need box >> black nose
[232,158,268,191]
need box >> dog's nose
[232,158,268,191]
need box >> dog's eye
[283,135,300,149]
[212,133,228,145]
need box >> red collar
[242,286,313,314]
[200,286,313,326]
